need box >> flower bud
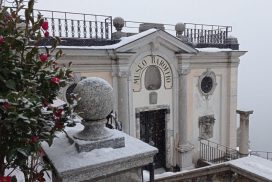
[51,77,60,85]
[44,31,49,38]
[41,21,49,31]
[39,54,48,62]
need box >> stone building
[41,11,246,171]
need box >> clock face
[201,76,213,94]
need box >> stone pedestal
[42,77,157,182]
[42,127,157,182]
[67,127,125,153]
[177,144,194,170]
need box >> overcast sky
[30,0,272,151]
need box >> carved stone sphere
[113,17,125,31]
[74,77,113,121]
[175,23,186,33]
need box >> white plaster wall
[188,68,230,159]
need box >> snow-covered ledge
[42,77,158,182]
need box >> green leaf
[6,80,16,90]
[17,148,29,157]
[6,149,17,163]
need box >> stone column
[236,110,253,156]
[117,71,130,133]
[112,72,119,114]
[177,68,194,170]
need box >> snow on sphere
[74,77,113,121]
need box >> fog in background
[33,0,272,151]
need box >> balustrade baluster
[219,30,222,44]
[77,20,81,38]
[95,21,98,39]
[58,19,62,37]
[89,21,93,38]
[197,29,200,43]
[101,22,104,39]
[193,28,196,43]
[105,22,109,39]
[51,16,55,37]
[206,144,208,161]
[190,29,193,43]
[83,19,87,38]
[71,20,75,38]
[64,13,68,37]
[65,18,68,37]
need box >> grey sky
[34,0,272,151]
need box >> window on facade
[144,66,161,90]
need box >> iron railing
[200,139,240,164]
[4,5,233,47]
[38,9,112,39]
[250,151,272,161]
[123,20,232,45]
[184,23,231,45]
[5,7,113,40]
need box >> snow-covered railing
[250,151,272,161]
[200,139,240,164]
[123,20,232,45]
[5,6,113,40]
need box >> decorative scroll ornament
[199,115,215,139]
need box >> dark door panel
[140,109,166,168]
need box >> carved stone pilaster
[177,66,194,170]
[117,71,129,133]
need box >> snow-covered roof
[58,29,157,50]
[196,47,233,52]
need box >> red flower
[51,77,60,85]
[44,31,49,38]
[2,102,10,110]
[0,176,12,182]
[39,53,48,62]
[54,109,64,117]
[0,35,4,45]
[41,21,49,31]
[31,136,39,143]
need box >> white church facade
[56,18,246,170]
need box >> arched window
[144,66,161,90]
